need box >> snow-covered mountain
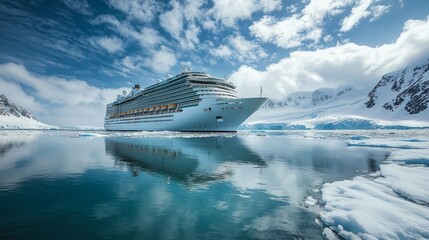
[261,85,366,109]
[0,94,54,129]
[243,59,429,130]
[365,60,429,115]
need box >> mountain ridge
[244,58,429,129]
[0,94,53,129]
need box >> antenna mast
[260,86,263,97]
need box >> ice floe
[345,138,429,149]
[321,176,429,239]
[375,164,429,205]
[387,149,429,166]
[78,132,107,138]
[318,137,429,239]
[304,196,317,206]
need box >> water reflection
[0,131,392,239]
[0,133,111,190]
[105,137,266,185]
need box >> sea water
[1,130,420,239]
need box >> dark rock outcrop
[365,59,429,114]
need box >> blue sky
[0,0,429,127]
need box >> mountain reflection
[105,137,266,185]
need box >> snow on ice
[319,137,429,239]
[375,164,429,205]
[345,138,429,149]
[387,149,429,166]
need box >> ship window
[216,116,224,122]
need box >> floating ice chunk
[350,136,370,140]
[375,164,429,205]
[322,227,341,240]
[387,149,429,166]
[78,132,106,138]
[305,196,317,206]
[321,176,429,239]
[345,139,429,149]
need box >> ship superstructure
[104,71,267,131]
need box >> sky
[0,0,429,127]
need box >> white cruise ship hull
[104,97,267,132]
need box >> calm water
[0,130,395,239]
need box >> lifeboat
[155,106,161,111]
[161,105,168,110]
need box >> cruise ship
[104,70,267,131]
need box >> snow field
[0,115,55,129]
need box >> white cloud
[160,0,183,40]
[369,4,390,22]
[250,0,390,48]
[231,15,429,99]
[209,34,267,63]
[210,0,282,27]
[250,0,352,48]
[107,0,160,22]
[120,55,143,73]
[144,46,177,74]
[93,15,163,49]
[0,79,46,113]
[209,45,233,58]
[95,36,123,53]
[159,0,203,50]
[62,0,92,15]
[0,63,124,126]
[228,35,268,62]
[340,0,390,32]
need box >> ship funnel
[134,84,140,89]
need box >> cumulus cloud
[231,15,429,99]
[144,46,177,74]
[119,55,144,73]
[340,0,390,32]
[209,45,233,59]
[159,0,204,50]
[250,0,350,48]
[250,0,390,48]
[210,0,282,27]
[209,34,267,63]
[95,36,124,53]
[0,63,124,126]
[160,0,184,39]
[0,79,46,113]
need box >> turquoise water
[0,131,391,239]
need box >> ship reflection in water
[0,131,392,240]
[105,136,267,186]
